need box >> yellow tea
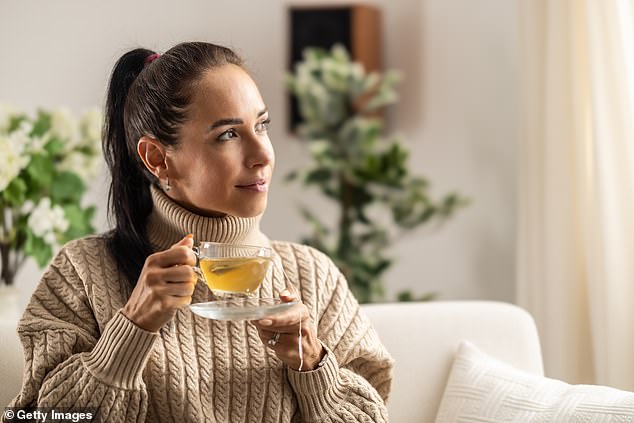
[199,256,272,295]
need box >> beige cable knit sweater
[7,187,393,422]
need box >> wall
[0,0,520,309]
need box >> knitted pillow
[434,341,634,423]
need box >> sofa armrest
[0,317,24,407]
[360,301,543,423]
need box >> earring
[164,175,171,192]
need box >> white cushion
[361,301,543,422]
[435,341,634,422]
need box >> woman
[7,42,393,422]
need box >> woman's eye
[217,129,238,141]
[255,119,271,134]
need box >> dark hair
[102,42,243,285]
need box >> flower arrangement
[0,105,101,286]
[287,45,468,303]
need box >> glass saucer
[189,297,298,321]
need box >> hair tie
[144,53,161,66]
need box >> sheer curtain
[518,0,634,390]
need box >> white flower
[15,119,33,136]
[20,200,35,214]
[58,150,100,181]
[0,130,30,191]
[25,132,49,155]
[79,108,102,149]
[28,198,54,237]
[50,108,80,150]
[12,119,49,155]
[0,105,101,268]
[44,232,56,244]
[51,204,69,233]
[331,44,350,62]
[321,60,349,92]
[27,198,69,245]
[0,104,18,134]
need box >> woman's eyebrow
[206,108,268,132]
[207,118,242,131]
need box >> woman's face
[165,64,275,218]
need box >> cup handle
[191,247,204,284]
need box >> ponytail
[102,43,243,286]
[103,49,155,285]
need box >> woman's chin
[210,202,267,219]
[180,198,267,219]
[232,205,266,219]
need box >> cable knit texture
[5,186,393,422]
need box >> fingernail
[258,319,272,326]
[280,289,291,297]
[186,234,193,239]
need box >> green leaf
[31,110,51,137]
[397,290,437,302]
[349,186,373,208]
[397,290,414,302]
[2,178,27,204]
[51,172,85,203]
[26,154,54,187]
[60,204,95,242]
[24,231,53,268]
[304,168,333,185]
[7,115,27,132]
[45,137,65,156]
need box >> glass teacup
[190,242,298,320]
[193,242,273,299]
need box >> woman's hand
[252,290,326,371]
[122,234,197,332]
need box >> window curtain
[518,0,634,390]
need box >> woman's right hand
[122,234,197,332]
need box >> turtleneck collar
[146,185,270,251]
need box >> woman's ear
[137,136,168,178]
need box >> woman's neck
[146,185,269,250]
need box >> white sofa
[0,314,24,408]
[1,301,543,417]
[361,301,544,422]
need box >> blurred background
[1,0,519,306]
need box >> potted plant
[0,105,101,288]
[286,45,467,303]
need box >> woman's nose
[245,136,274,168]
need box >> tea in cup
[193,242,273,298]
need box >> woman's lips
[236,179,268,192]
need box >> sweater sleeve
[286,247,394,422]
[5,245,157,423]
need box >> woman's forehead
[190,65,265,117]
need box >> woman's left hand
[252,290,326,371]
